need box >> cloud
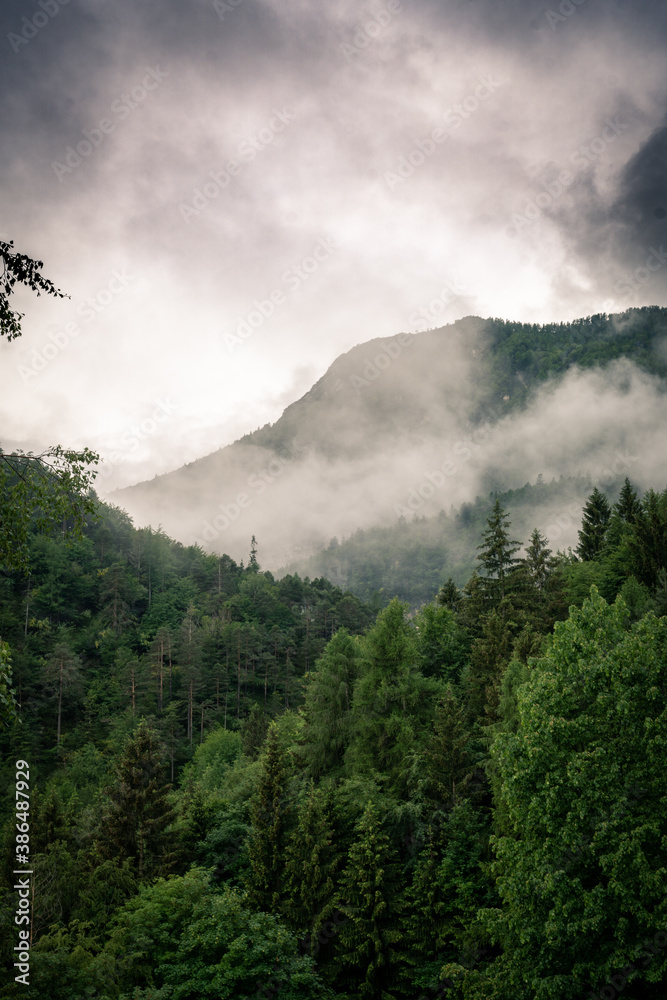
[2,0,667,505]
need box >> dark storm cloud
[2,0,667,498]
[608,121,667,265]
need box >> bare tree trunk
[57,656,63,745]
[24,573,30,637]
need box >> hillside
[111,307,667,568]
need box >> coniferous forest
[1,476,666,999]
[3,0,667,995]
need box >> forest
[1,474,666,999]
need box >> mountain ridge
[110,307,667,568]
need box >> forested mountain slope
[2,477,666,998]
[112,307,667,568]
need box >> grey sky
[1,0,666,492]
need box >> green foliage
[346,600,441,797]
[282,782,341,956]
[333,800,404,999]
[185,726,243,791]
[0,639,18,729]
[577,486,612,560]
[476,500,521,606]
[101,868,334,999]
[487,588,667,999]
[246,723,290,913]
[300,628,358,781]
[0,238,68,342]
[414,603,469,683]
[1,462,667,998]
[0,448,99,575]
[97,720,177,880]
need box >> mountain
[111,307,667,569]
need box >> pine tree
[347,600,437,797]
[249,535,259,570]
[523,528,554,593]
[437,577,460,612]
[465,610,514,724]
[240,701,269,759]
[246,723,289,913]
[577,486,611,560]
[98,720,177,880]
[627,487,667,589]
[615,477,641,524]
[421,689,472,810]
[300,628,358,781]
[476,499,521,605]
[282,782,341,958]
[333,800,404,999]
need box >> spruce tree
[347,600,437,797]
[465,610,514,724]
[627,487,667,589]
[476,499,521,605]
[98,720,176,880]
[240,701,269,759]
[421,689,472,810]
[437,577,461,612]
[577,486,611,560]
[300,629,358,781]
[615,477,641,524]
[282,782,341,959]
[333,800,404,999]
[523,528,554,593]
[246,722,289,913]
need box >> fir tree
[577,486,611,560]
[421,689,472,810]
[246,723,289,913]
[333,800,404,999]
[464,610,514,724]
[282,782,341,958]
[437,577,461,612]
[301,628,358,781]
[522,528,555,593]
[98,720,177,880]
[476,499,522,605]
[249,534,259,570]
[240,701,269,759]
[615,477,641,524]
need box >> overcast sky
[1,0,666,491]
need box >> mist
[111,317,667,568]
